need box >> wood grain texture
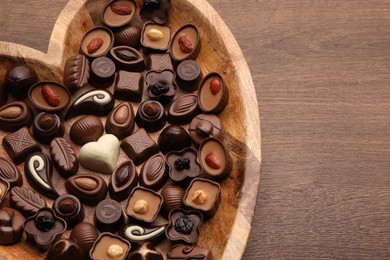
[1,0,390,259]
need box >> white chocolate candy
[79,134,120,174]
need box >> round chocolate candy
[158,125,191,154]
[0,101,33,132]
[105,102,135,140]
[89,56,116,88]
[94,199,124,232]
[135,100,166,132]
[160,184,185,216]
[5,64,38,99]
[176,60,202,92]
[114,23,142,48]
[52,194,85,229]
[108,160,138,202]
[32,112,65,144]
[139,153,168,191]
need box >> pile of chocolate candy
[0,0,233,259]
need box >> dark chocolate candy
[2,127,42,164]
[94,198,124,232]
[24,152,58,199]
[4,64,38,99]
[105,102,135,140]
[146,53,173,71]
[69,115,104,146]
[66,89,115,119]
[127,242,164,260]
[114,23,142,47]
[89,56,116,88]
[32,112,65,144]
[166,147,201,183]
[139,153,168,191]
[52,194,84,229]
[50,137,79,178]
[0,207,25,245]
[114,70,144,102]
[122,224,166,245]
[45,238,84,260]
[0,156,23,187]
[167,94,200,125]
[145,69,177,103]
[197,72,229,114]
[108,160,138,202]
[28,82,71,112]
[157,125,191,154]
[110,46,145,72]
[126,187,163,223]
[63,54,90,91]
[10,186,47,217]
[135,100,166,132]
[188,113,222,146]
[69,222,99,258]
[121,128,159,165]
[160,184,185,216]
[176,60,202,91]
[167,244,212,260]
[198,137,232,180]
[90,232,131,260]
[0,101,33,132]
[166,208,203,244]
[0,178,10,204]
[80,26,114,58]
[102,0,137,28]
[141,22,172,53]
[23,207,67,251]
[65,174,108,206]
[0,78,7,106]
[170,24,201,62]
[140,0,171,24]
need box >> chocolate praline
[105,102,135,140]
[90,232,131,260]
[23,207,67,251]
[0,156,23,187]
[160,184,185,216]
[114,70,144,102]
[158,125,192,154]
[170,24,201,62]
[176,60,202,92]
[108,160,138,202]
[135,100,166,132]
[89,57,116,89]
[110,46,145,72]
[94,199,124,232]
[125,187,163,223]
[141,22,172,53]
[80,26,114,59]
[28,81,71,113]
[102,0,137,28]
[166,147,201,183]
[32,112,65,144]
[197,72,229,114]
[45,238,84,260]
[140,0,171,24]
[65,174,108,206]
[165,208,203,244]
[167,244,212,260]
[62,54,90,92]
[69,222,99,258]
[139,153,168,191]
[167,94,200,125]
[0,207,25,245]
[188,113,222,146]
[0,178,10,204]
[52,194,85,229]
[114,23,142,48]
[69,115,104,146]
[0,101,33,132]
[5,64,38,99]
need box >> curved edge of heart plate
[0,0,261,259]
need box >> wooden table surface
[1,1,389,259]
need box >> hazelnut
[107,244,124,258]
[191,190,207,205]
[38,113,56,130]
[58,198,76,214]
[147,29,163,41]
[144,102,160,117]
[133,199,148,214]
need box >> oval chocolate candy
[139,153,168,191]
[65,174,108,206]
[105,102,135,140]
[167,94,200,125]
[0,101,33,132]
[108,160,138,202]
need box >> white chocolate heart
[79,134,120,174]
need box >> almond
[205,152,221,170]
[113,105,129,124]
[87,37,104,54]
[0,106,22,119]
[210,78,221,95]
[110,3,132,15]
[178,35,193,53]
[74,177,98,191]
[41,85,60,107]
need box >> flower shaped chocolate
[166,147,201,183]
[145,69,177,103]
[23,207,67,251]
[166,208,203,244]
[140,0,171,24]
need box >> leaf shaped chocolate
[140,153,168,191]
[10,186,47,217]
[24,152,58,199]
[50,137,79,178]
[0,157,22,187]
[63,54,90,91]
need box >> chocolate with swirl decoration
[122,224,166,244]
[167,244,212,260]
[65,89,115,119]
[24,152,58,199]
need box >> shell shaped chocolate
[105,102,135,140]
[24,152,58,199]
[167,94,199,125]
[114,24,142,47]
[32,112,65,144]
[0,156,22,187]
[50,137,79,178]
[139,153,168,191]
[0,101,32,132]
[69,115,104,146]
[108,160,138,202]
[65,174,108,206]
[160,184,185,215]
[70,222,99,257]
[63,54,90,91]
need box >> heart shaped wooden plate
[0,0,261,259]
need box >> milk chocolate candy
[170,24,201,62]
[94,199,124,232]
[166,147,201,184]
[69,115,104,146]
[127,242,164,260]
[160,184,185,216]
[110,46,145,72]
[197,72,229,114]
[5,64,38,99]
[165,208,203,244]
[141,22,171,53]
[157,125,191,154]
[2,127,42,164]
[176,60,202,92]
[90,232,131,260]
[103,0,137,28]
[0,156,23,187]
[0,178,10,204]
[122,224,166,245]
[188,113,222,146]
[89,57,116,88]
[114,23,142,48]
[145,69,177,103]
[70,222,99,258]
[140,0,171,24]
[0,207,25,245]
[63,54,90,91]
[121,128,159,165]
[10,186,47,217]
[126,187,162,223]
[108,160,138,202]
[146,53,173,71]
[135,100,166,132]
[24,152,58,199]
[52,195,84,229]
[65,174,108,205]
[0,101,33,132]
[105,102,135,140]
[80,26,114,59]
[28,82,71,112]
[66,89,115,119]
[139,153,168,191]
[114,70,144,102]
[32,112,65,144]
[50,137,79,178]
[45,238,84,260]
[167,94,200,125]
[167,244,212,260]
